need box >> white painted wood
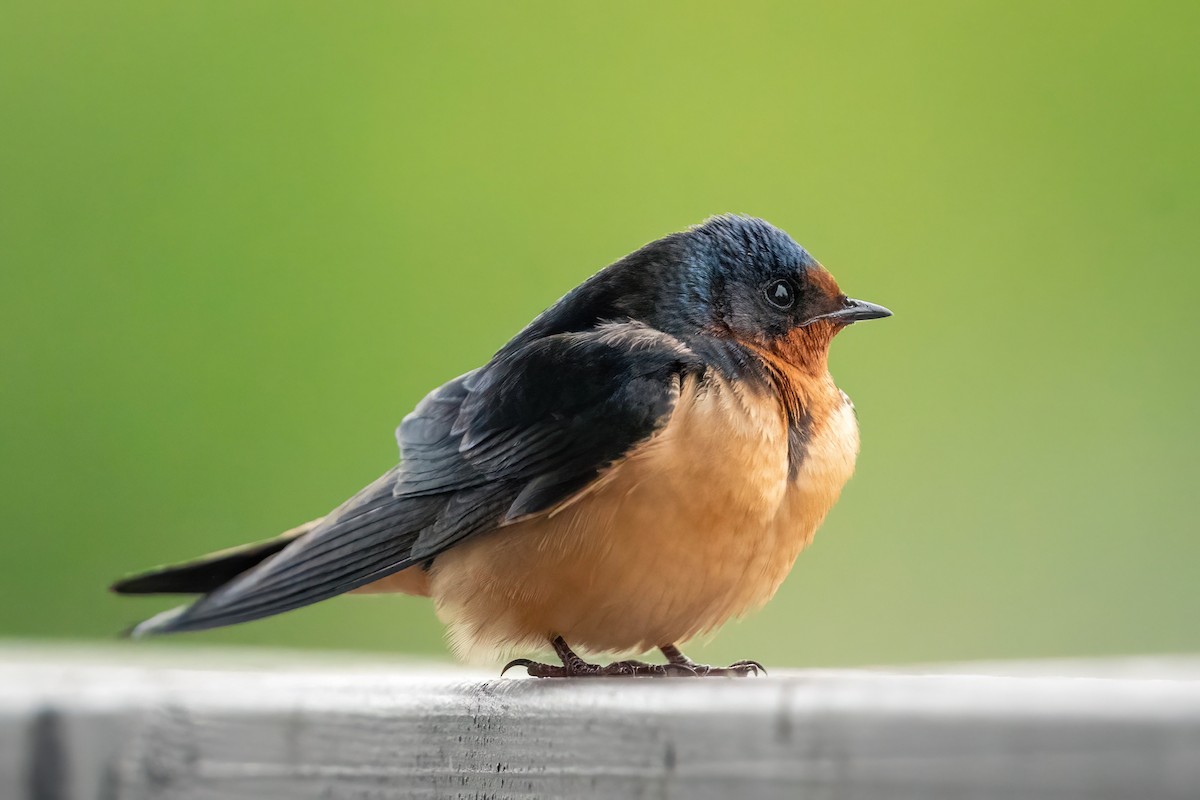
[2,645,1199,799]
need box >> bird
[112,215,891,678]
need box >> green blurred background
[1,1,1197,668]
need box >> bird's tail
[110,519,321,597]
[114,468,442,638]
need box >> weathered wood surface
[3,646,1200,800]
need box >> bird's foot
[500,638,767,678]
[501,656,680,678]
[666,659,767,677]
[660,644,767,677]
[501,636,702,678]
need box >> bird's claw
[724,659,767,676]
[500,658,542,677]
[669,663,765,677]
[656,643,766,677]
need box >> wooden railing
[3,645,1199,799]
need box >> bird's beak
[805,297,893,326]
[836,298,893,323]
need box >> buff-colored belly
[422,375,860,663]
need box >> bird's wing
[395,321,702,557]
[132,321,700,636]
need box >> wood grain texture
[2,646,1200,800]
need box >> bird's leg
[659,643,767,677]
[502,636,674,678]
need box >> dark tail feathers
[110,519,321,596]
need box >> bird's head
[664,215,891,374]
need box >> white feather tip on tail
[128,605,187,638]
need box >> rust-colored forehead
[805,264,842,298]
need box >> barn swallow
[113,215,891,677]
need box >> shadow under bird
[113,215,891,677]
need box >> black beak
[806,297,893,326]
[837,297,892,322]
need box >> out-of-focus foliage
[1,2,1196,666]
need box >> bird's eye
[764,279,795,310]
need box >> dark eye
[764,279,795,310]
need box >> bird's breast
[429,370,860,661]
